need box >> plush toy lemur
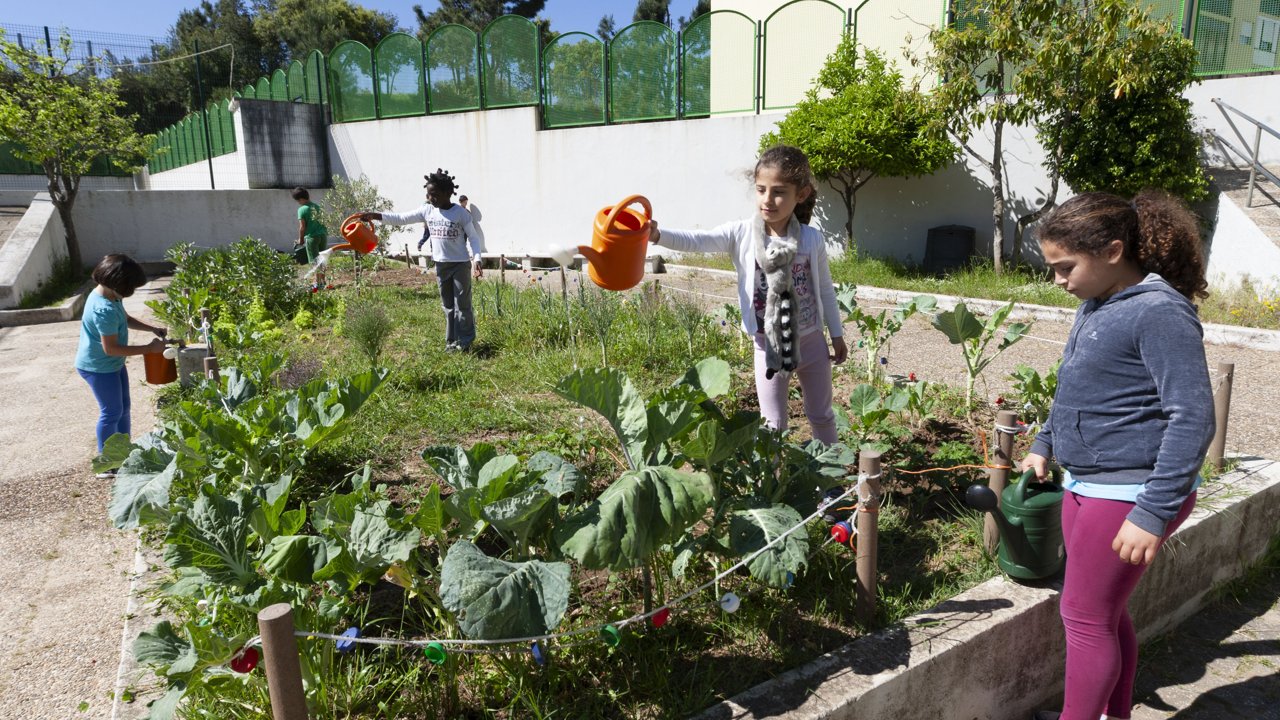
[754,217,801,380]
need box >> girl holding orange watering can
[649,145,848,443]
[360,169,483,352]
[75,254,166,466]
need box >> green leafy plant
[1009,359,1060,427]
[836,284,937,382]
[930,301,1030,407]
[837,383,910,453]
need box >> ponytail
[1038,189,1207,301]
[794,182,817,225]
[1131,189,1207,301]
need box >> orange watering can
[143,350,177,385]
[335,214,379,255]
[580,195,652,291]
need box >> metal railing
[1211,98,1280,208]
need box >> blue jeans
[78,366,131,453]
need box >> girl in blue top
[76,254,167,460]
[1022,190,1215,720]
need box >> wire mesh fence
[1193,0,1280,76]
[5,2,1279,180]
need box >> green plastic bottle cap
[423,642,447,666]
[600,624,621,647]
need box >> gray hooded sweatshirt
[1029,274,1214,536]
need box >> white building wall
[71,189,323,262]
[1188,76,1280,166]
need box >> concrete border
[663,264,1280,351]
[0,278,95,327]
[692,457,1280,720]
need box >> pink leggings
[753,331,837,444]
[1059,490,1196,720]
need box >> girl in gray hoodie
[1024,190,1215,720]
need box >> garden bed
[113,246,1118,718]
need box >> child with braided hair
[361,169,483,352]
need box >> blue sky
[3,1,704,41]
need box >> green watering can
[966,469,1065,581]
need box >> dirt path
[0,281,166,720]
[538,264,1280,460]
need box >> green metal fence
[288,61,305,102]
[1194,0,1280,76]
[609,21,678,122]
[329,40,377,122]
[543,32,606,128]
[482,15,540,108]
[763,0,847,110]
[305,49,327,104]
[375,33,427,118]
[135,2,1280,175]
[681,10,757,117]
[427,24,482,113]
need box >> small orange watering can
[335,214,379,255]
[580,195,652,291]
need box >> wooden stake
[500,254,506,285]
[203,356,220,382]
[257,603,308,720]
[984,409,1019,555]
[855,450,882,623]
[1208,362,1235,471]
[559,265,568,302]
[404,243,412,269]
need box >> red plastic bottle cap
[831,521,853,544]
[229,647,258,674]
[651,608,670,628]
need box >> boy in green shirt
[292,187,330,291]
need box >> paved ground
[0,280,164,720]
[0,269,1274,719]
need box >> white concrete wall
[1189,74,1280,166]
[325,103,1052,267]
[0,176,134,192]
[71,189,325,262]
[1206,192,1280,292]
[0,195,67,309]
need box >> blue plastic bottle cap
[784,571,795,588]
[336,627,361,654]
[720,592,740,613]
[530,641,546,666]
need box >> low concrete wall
[693,456,1280,720]
[0,195,66,310]
[72,188,327,262]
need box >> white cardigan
[658,218,843,338]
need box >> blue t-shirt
[76,290,127,373]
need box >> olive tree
[0,33,150,269]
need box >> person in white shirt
[361,169,483,352]
[458,195,485,253]
[649,145,847,443]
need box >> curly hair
[1037,189,1207,301]
[423,168,458,196]
[756,144,817,225]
